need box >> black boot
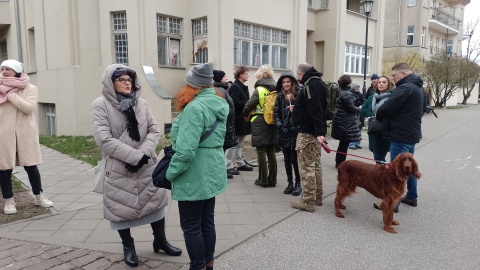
[151,218,182,256]
[283,180,293,194]
[122,238,138,267]
[291,180,302,196]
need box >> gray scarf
[372,91,391,114]
[116,92,140,141]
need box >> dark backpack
[303,76,339,121]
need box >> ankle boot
[152,218,182,256]
[206,260,214,270]
[291,180,302,196]
[283,180,293,194]
[122,238,138,267]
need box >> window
[45,104,56,136]
[423,0,428,7]
[320,0,329,9]
[435,37,439,54]
[307,0,312,8]
[429,35,434,53]
[233,21,288,69]
[421,27,426,47]
[446,40,453,55]
[192,18,208,63]
[157,15,182,67]
[112,12,128,65]
[408,0,416,6]
[0,40,7,62]
[344,43,370,76]
[407,26,414,46]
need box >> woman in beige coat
[0,59,53,215]
[91,64,181,267]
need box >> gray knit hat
[185,63,214,88]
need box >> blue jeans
[390,141,417,201]
[178,197,216,270]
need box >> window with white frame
[45,103,56,136]
[192,17,208,63]
[423,0,428,7]
[112,12,128,65]
[307,0,313,8]
[421,27,426,47]
[446,40,453,55]
[430,35,434,53]
[344,43,370,76]
[408,0,416,6]
[407,26,414,46]
[233,21,288,69]
[157,15,182,67]
[0,41,7,62]
[320,0,329,9]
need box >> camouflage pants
[296,133,323,205]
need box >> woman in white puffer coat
[91,64,181,267]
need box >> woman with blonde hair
[243,65,277,188]
[166,63,228,270]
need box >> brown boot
[291,200,315,212]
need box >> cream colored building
[382,0,476,105]
[0,0,385,136]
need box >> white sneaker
[4,198,17,214]
[34,193,53,208]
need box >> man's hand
[316,136,325,145]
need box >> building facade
[0,0,385,136]
[382,0,475,105]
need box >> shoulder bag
[153,120,219,189]
[367,116,383,135]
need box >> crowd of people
[0,58,426,269]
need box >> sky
[462,0,480,56]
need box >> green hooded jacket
[166,88,229,201]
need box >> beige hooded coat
[91,64,167,222]
[0,83,42,170]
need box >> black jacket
[331,87,362,142]
[274,90,298,150]
[291,67,327,137]
[214,82,237,150]
[228,79,250,136]
[376,73,423,144]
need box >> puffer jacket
[228,79,250,136]
[91,64,167,222]
[243,78,277,147]
[274,72,299,150]
[331,86,362,142]
[213,82,237,150]
[166,87,228,201]
[376,73,423,144]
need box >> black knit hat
[213,70,226,83]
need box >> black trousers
[281,148,300,181]
[0,166,43,199]
[335,140,350,167]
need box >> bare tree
[461,17,480,104]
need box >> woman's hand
[125,155,151,173]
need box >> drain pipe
[14,0,23,62]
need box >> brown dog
[334,153,421,233]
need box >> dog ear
[410,156,421,179]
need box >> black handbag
[367,116,383,135]
[152,120,219,189]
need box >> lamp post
[361,0,374,96]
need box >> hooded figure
[91,64,181,267]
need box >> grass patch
[12,175,26,192]
[40,135,173,166]
[40,135,101,166]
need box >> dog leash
[320,142,385,164]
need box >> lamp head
[361,0,374,14]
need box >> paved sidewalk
[0,131,370,269]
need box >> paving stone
[82,258,112,270]
[40,246,74,260]
[49,263,77,270]
[57,249,91,262]
[0,243,31,260]
[144,260,165,268]
[0,240,26,252]
[0,257,15,268]
[154,262,183,270]
[12,246,45,260]
[3,257,43,270]
[70,252,104,268]
[23,257,63,270]
[106,253,124,263]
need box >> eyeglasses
[115,78,132,84]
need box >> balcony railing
[308,0,329,10]
[430,7,461,31]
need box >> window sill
[158,65,186,70]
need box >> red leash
[320,142,384,164]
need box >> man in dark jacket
[226,66,254,174]
[365,73,379,98]
[290,63,327,212]
[376,62,423,209]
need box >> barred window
[193,17,208,63]
[112,12,128,65]
[157,14,182,67]
[407,26,414,46]
[233,21,288,69]
[344,43,370,76]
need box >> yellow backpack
[262,89,277,125]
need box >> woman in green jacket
[166,63,228,270]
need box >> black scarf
[116,92,140,141]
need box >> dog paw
[392,220,399,225]
[384,227,397,233]
[335,212,345,218]
[340,205,346,209]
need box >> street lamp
[361,0,374,96]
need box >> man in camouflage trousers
[290,63,328,212]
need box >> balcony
[429,7,461,34]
